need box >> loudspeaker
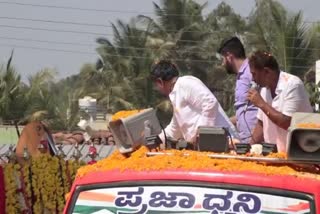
[109,108,162,154]
[287,112,320,162]
[196,127,229,153]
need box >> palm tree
[0,51,27,122]
[48,91,80,131]
[202,2,247,113]
[247,0,317,78]
[89,18,159,112]
[24,68,57,117]
[138,0,209,77]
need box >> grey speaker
[196,126,229,153]
[287,112,320,162]
[109,108,162,154]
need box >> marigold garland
[4,163,21,213]
[76,146,319,180]
[297,123,320,129]
[3,155,84,214]
[111,109,144,121]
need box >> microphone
[244,81,259,112]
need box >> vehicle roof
[73,169,320,194]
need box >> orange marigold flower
[111,109,144,121]
[75,147,319,180]
[296,123,320,129]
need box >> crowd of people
[150,36,313,153]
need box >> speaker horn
[287,112,320,163]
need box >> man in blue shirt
[218,37,258,143]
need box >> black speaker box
[197,127,229,153]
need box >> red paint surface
[64,169,320,213]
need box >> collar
[169,77,180,98]
[237,59,249,77]
[275,71,287,95]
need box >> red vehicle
[64,156,319,214]
[64,111,320,214]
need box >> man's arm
[159,115,182,144]
[185,80,219,142]
[247,89,291,130]
[187,82,218,126]
[259,103,291,130]
[249,119,264,144]
[230,115,237,126]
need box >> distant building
[78,96,97,120]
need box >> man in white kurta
[150,60,238,144]
[257,72,312,152]
[247,51,312,152]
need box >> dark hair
[249,51,280,73]
[150,60,179,81]
[218,36,246,59]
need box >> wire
[0,23,318,41]
[243,110,257,144]
[159,122,168,149]
[0,43,95,55]
[0,16,113,28]
[0,19,319,40]
[0,43,316,69]
[222,127,236,151]
[0,16,319,39]
[0,36,95,47]
[1,36,320,57]
[0,1,155,15]
[0,1,319,24]
[0,24,106,36]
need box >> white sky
[0,0,319,81]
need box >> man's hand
[228,138,240,149]
[249,120,264,145]
[230,115,237,126]
[248,89,291,130]
[247,88,265,108]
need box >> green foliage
[305,81,320,112]
[0,0,319,130]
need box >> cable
[0,36,95,47]
[159,122,168,149]
[0,24,106,36]
[1,36,320,57]
[0,1,156,15]
[0,16,317,37]
[243,110,257,144]
[0,43,316,69]
[0,43,214,62]
[0,22,320,41]
[0,43,96,55]
[222,127,236,151]
[0,16,318,40]
[0,16,114,28]
[0,1,319,24]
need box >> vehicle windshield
[71,185,313,214]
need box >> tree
[24,68,57,118]
[0,51,27,123]
[138,0,210,79]
[247,0,317,78]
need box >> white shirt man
[160,75,239,143]
[257,71,312,152]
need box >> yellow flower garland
[3,155,84,214]
[4,163,21,213]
